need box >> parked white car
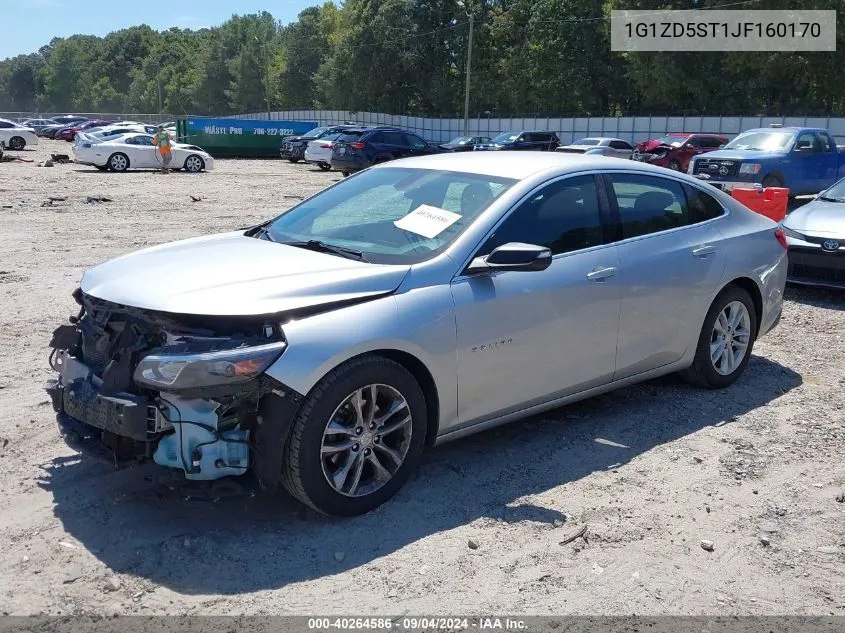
[556,137,634,159]
[73,132,214,172]
[304,132,345,170]
[0,118,39,150]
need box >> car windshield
[656,135,688,147]
[263,167,517,264]
[492,132,519,143]
[573,138,601,146]
[304,127,330,138]
[724,131,795,151]
[819,178,845,201]
[448,137,471,144]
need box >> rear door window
[608,173,689,238]
[684,184,726,223]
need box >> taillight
[774,228,788,250]
[350,142,365,150]
[327,143,334,149]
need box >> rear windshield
[573,138,600,146]
[337,131,365,142]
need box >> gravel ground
[0,140,844,617]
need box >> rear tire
[108,153,129,172]
[667,159,682,171]
[342,171,351,177]
[681,285,757,389]
[288,158,300,163]
[318,163,332,171]
[281,355,427,516]
[8,136,25,151]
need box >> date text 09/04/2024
[306,617,528,630]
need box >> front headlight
[779,224,805,241]
[739,163,762,175]
[134,341,286,391]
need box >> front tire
[281,355,427,516]
[8,136,25,150]
[762,174,783,188]
[318,163,332,171]
[667,159,682,171]
[108,153,129,172]
[184,154,205,173]
[681,285,757,389]
[288,157,300,163]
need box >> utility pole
[462,9,474,137]
[255,35,272,120]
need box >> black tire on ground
[680,285,758,389]
[8,136,25,150]
[762,174,783,188]
[108,153,129,172]
[288,158,300,163]
[280,354,428,517]
[667,159,682,171]
[342,171,351,177]
[318,163,332,171]
[184,154,205,173]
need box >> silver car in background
[556,137,635,159]
[781,177,845,289]
[45,153,787,516]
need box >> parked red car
[632,133,728,171]
[56,120,112,142]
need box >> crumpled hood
[694,149,779,162]
[783,200,845,236]
[80,231,410,316]
[636,140,677,153]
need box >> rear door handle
[587,267,617,282]
[692,245,717,258]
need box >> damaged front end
[631,142,675,163]
[44,289,300,484]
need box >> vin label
[611,10,835,51]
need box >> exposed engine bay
[44,288,299,484]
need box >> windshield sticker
[394,204,462,239]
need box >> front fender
[264,285,458,434]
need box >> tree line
[1,0,844,118]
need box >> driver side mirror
[465,242,552,274]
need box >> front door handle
[692,245,717,258]
[587,266,617,282]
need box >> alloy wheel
[185,155,203,172]
[710,301,751,375]
[320,384,413,498]
[110,154,128,171]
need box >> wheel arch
[762,170,785,187]
[717,276,764,334]
[293,348,441,448]
[367,349,440,446]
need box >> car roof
[570,137,624,142]
[742,127,803,133]
[384,151,681,180]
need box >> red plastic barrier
[731,186,789,222]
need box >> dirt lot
[0,140,843,617]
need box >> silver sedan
[781,177,845,289]
[45,152,787,516]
